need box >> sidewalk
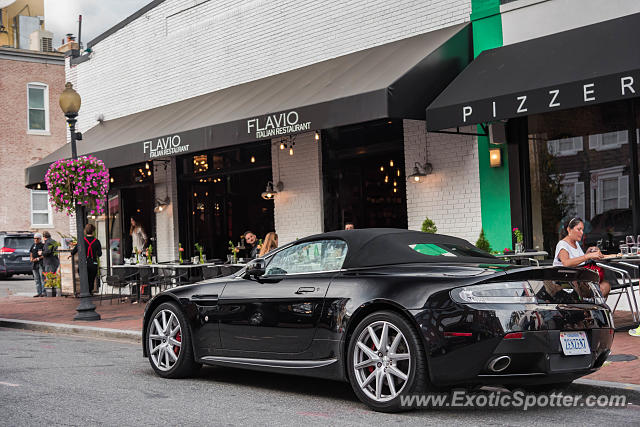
[0,295,639,386]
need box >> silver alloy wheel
[148,309,182,371]
[353,320,411,402]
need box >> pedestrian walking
[29,233,46,297]
[42,231,60,274]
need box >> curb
[575,378,640,393]
[0,318,141,343]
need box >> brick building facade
[0,47,68,234]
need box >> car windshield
[5,237,33,250]
[409,243,492,258]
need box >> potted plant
[43,271,61,297]
[475,228,492,253]
[195,243,205,264]
[421,217,437,233]
[178,243,184,264]
[146,244,154,265]
[513,227,524,253]
[228,240,238,263]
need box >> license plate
[560,331,590,355]
[22,257,30,261]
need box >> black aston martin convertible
[142,229,613,411]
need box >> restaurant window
[177,142,274,260]
[27,83,49,133]
[30,190,51,226]
[322,120,407,231]
[527,100,635,254]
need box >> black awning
[26,23,471,187]
[426,13,640,131]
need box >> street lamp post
[59,82,100,321]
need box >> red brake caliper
[174,331,181,356]
[368,342,375,373]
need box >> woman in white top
[553,217,610,297]
[130,217,148,256]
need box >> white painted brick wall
[68,0,471,133]
[272,131,323,245]
[154,158,180,262]
[403,119,482,244]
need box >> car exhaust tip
[488,355,511,373]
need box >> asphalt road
[1,328,639,426]
[0,275,36,297]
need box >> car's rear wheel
[147,302,201,378]
[347,311,428,412]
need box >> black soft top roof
[295,228,497,269]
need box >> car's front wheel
[347,311,429,412]
[146,302,201,378]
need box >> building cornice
[0,47,65,65]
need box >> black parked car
[0,232,34,278]
[142,229,613,412]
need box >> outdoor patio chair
[104,274,137,304]
[597,262,640,324]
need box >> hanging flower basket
[45,156,110,216]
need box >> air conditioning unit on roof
[29,28,53,52]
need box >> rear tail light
[0,247,16,254]
[504,332,523,339]
[451,281,537,304]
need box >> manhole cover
[607,354,638,362]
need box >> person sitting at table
[239,230,260,260]
[258,232,278,257]
[71,223,103,295]
[553,217,610,298]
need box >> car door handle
[191,294,219,301]
[295,287,316,294]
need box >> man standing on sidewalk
[42,231,60,274]
[29,233,46,297]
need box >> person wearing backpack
[71,224,102,295]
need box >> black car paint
[142,261,613,387]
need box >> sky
[44,0,151,48]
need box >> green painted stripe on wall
[471,1,512,252]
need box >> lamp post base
[74,296,101,321]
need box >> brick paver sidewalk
[1,295,639,385]
[0,295,144,331]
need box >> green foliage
[421,217,437,234]
[476,228,492,252]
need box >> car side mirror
[245,258,266,279]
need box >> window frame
[30,190,53,228]
[26,82,50,135]
[262,239,348,277]
[559,172,585,220]
[547,136,583,157]
[590,165,628,215]
[588,130,629,152]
